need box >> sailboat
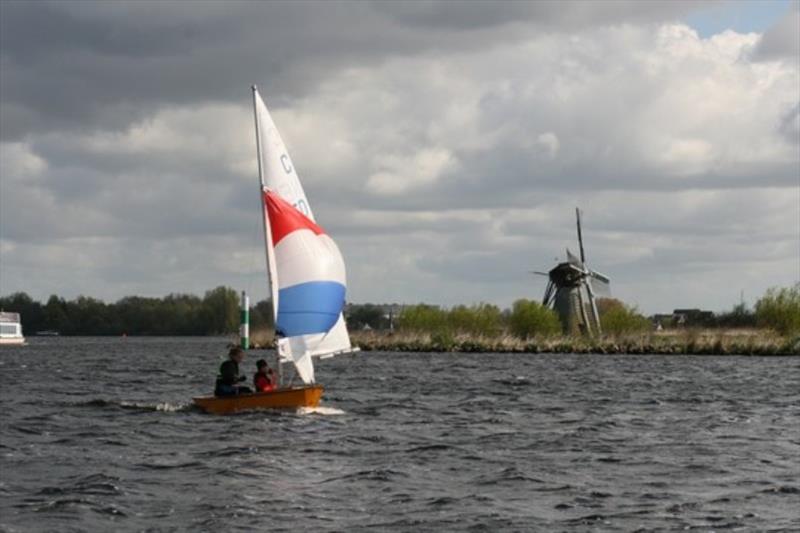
[193,86,356,414]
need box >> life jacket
[217,359,240,387]
[254,371,274,393]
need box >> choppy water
[1,337,798,532]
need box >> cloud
[0,2,797,315]
[367,147,457,196]
[752,3,800,60]
[0,0,706,141]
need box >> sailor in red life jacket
[253,359,276,393]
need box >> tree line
[1,283,797,337]
[0,287,272,336]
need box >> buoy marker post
[240,290,250,349]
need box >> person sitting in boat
[253,359,276,393]
[214,347,252,396]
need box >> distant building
[652,309,715,329]
[673,309,715,327]
[345,303,406,331]
[380,304,404,331]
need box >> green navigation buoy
[240,290,249,350]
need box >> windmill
[533,208,611,336]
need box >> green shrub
[755,284,800,336]
[430,331,456,351]
[448,303,503,337]
[597,298,651,335]
[508,299,561,338]
[397,304,448,333]
[398,302,503,336]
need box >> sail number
[294,199,309,216]
[278,152,308,216]
[280,154,292,174]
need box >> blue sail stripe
[277,281,346,337]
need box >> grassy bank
[248,326,798,355]
[347,329,799,355]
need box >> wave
[405,443,455,453]
[34,473,123,498]
[491,376,532,386]
[321,468,407,483]
[297,405,346,416]
[135,461,204,471]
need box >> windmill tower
[533,208,610,336]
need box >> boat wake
[297,406,346,416]
[125,401,194,413]
[79,399,194,413]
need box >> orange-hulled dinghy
[194,87,358,415]
[193,385,323,415]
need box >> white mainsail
[251,86,354,384]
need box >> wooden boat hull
[193,385,323,414]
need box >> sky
[0,0,798,314]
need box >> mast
[251,85,282,386]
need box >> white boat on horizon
[0,312,26,346]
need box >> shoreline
[256,330,798,356]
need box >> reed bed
[348,329,799,356]
[247,327,797,355]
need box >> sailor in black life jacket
[214,347,253,396]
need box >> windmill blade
[566,248,584,268]
[583,280,603,335]
[576,283,594,336]
[589,269,610,284]
[588,275,611,298]
[588,269,611,297]
[543,280,556,307]
[529,270,550,276]
[576,207,586,264]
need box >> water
[1,338,798,532]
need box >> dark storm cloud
[375,0,707,29]
[0,0,704,141]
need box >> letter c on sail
[280,154,292,174]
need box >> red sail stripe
[264,190,325,246]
